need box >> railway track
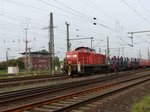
[0,74,66,83]
[0,73,16,78]
[5,73,150,112]
[0,68,147,88]
[0,74,68,88]
[0,69,150,112]
[0,71,133,105]
[0,68,149,88]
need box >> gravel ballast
[79,81,150,112]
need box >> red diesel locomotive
[64,47,109,76]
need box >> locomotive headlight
[73,54,77,57]
[67,55,71,58]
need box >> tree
[0,61,7,70]
[0,57,24,70]
[38,49,49,54]
[16,57,24,69]
[54,56,60,67]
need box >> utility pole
[6,50,8,69]
[118,48,120,57]
[49,13,55,75]
[99,48,101,53]
[126,32,134,47]
[24,28,28,74]
[139,50,142,59]
[28,47,32,72]
[122,47,124,56]
[107,37,110,63]
[105,50,107,56]
[148,48,150,60]
[66,22,70,52]
[90,37,93,49]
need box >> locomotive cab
[65,47,91,75]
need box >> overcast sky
[0,0,150,61]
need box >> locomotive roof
[75,47,92,51]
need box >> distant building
[21,51,50,71]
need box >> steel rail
[1,73,150,112]
[0,71,132,104]
[0,74,65,83]
[0,75,68,88]
[0,68,149,88]
[57,75,150,112]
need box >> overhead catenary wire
[3,0,121,35]
[1,0,149,38]
[0,0,115,60]
[136,0,150,16]
[85,0,118,23]
[38,0,82,18]
[4,0,95,26]
[0,13,47,26]
[3,0,119,40]
[82,0,132,34]
[55,0,116,29]
[54,0,110,29]
[0,11,48,26]
[0,0,149,60]
[4,0,117,33]
[121,0,150,25]
[5,0,49,13]
[54,0,86,18]
[40,0,113,30]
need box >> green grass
[0,69,62,79]
[131,95,150,112]
[0,70,7,74]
